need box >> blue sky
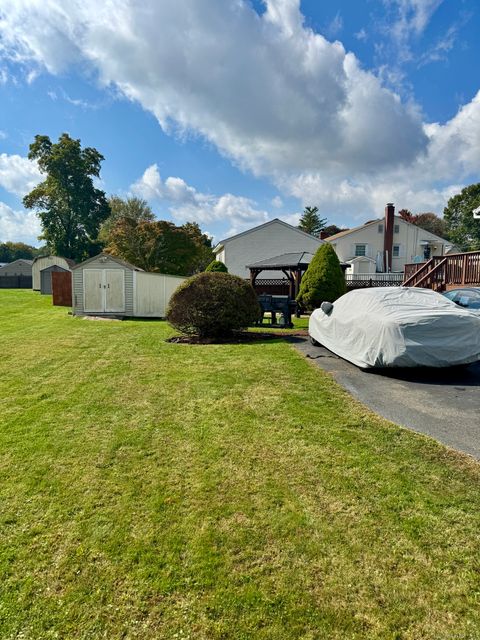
[0,0,479,246]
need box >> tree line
[9,133,480,272]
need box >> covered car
[309,287,480,369]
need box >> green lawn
[1,290,480,639]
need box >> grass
[1,289,480,639]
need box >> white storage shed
[72,253,185,318]
[32,256,75,291]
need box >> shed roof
[32,255,76,268]
[0,258,33,271]
[72,252,144,271]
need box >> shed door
[105,270,125,312]
[84,269,104,312]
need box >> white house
[213,219,324,278]
[327,204,456,274]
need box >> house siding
[328,217,452,273]
[216,221,323,278]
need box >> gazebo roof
[247,252,315,270]
[247,252,350,270]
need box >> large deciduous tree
[181,222,215,273]
[298,206,327,236]
[99,196,155,243]
[23,133,110,261]
[106,219,198,275]
[414,213,448,239]
[399,209,448,238]
[444,183,480,251]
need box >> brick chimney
[384,203,395,272]
[319,230,329,240]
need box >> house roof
[326,215,452,244]
[213,218,324,251]
[326,219,380,241]
[72,252,144,271]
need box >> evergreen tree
[296,243,346,310]
[205,260,228,273]
[298,206,327,236]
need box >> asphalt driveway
[291,337,480,460]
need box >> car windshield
[455,291,480,309]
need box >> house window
[378,224,384,233]
[355,244,367,257]
[393,244,400,258]
[394,224,400,234]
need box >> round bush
[167,272,261,338]
[205,259,228,273]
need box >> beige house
[327,204,455,274]
[213,219,324,278]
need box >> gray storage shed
[0,259,33,277]
[72,253,185,318]
[40,264,70,295]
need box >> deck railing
[403,251,480,290]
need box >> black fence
[0,275,33,289]
[252,278,290,296]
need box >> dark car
[443,288,480,315]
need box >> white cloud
[0,0,478,226]
[355,28,368,42]
[0,0,427,178]
[131,164,269,236]
[0,153,42,198]
[0,201,41,244]
[0,131,7,140]
[271,196,283,208]
[325,12,343,38]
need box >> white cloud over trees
[0,0,479,237]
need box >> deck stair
[403,251,480,291]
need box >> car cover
[309,287,480,368]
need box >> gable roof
[0,258,33,271]
[326,219,380,241]
[72,252,144,271]
[213,218,324,251]
[327,215,452,244]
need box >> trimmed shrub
[205,260,228,273]
[167,272,261,338]
[296,243,346,310]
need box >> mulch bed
[167,330,308,345]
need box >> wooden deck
[403,251,480,291]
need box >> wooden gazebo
[247,252,315,299]
[248,251,351,299]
